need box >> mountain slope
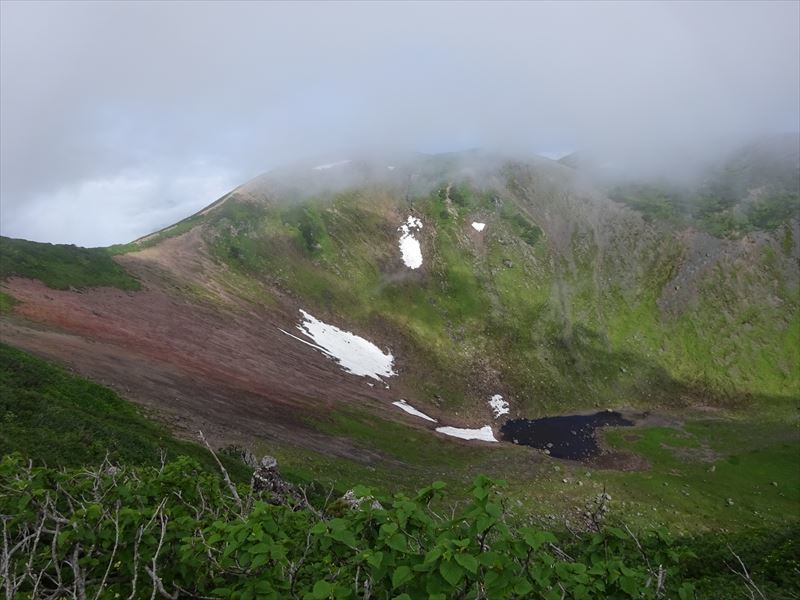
[1,149,798,528]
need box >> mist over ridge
[1,1,798,245]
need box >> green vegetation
[5,453,797,599]
[0,290,17,313]
[0,344,247,479]
[0,236,140,290]
[204,187,553,411]
[746,193,800,230]
[600,421,800,531]
[607,187,684,224]
[108,212,208,255]
[198,175,798,415]
[0,153,797,597]
[0,344,796,597]
[501,204,544,246]
[3,339,796,536]
[609,185,799,238]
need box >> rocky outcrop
[251,455,305,507]
[340,489,383,511]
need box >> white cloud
[1,1,797,244]
[1,166,238,246]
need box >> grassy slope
[0,236,140,290]
[0,344,249,480]
[1,161,797,534]
[202,179,799,418]
[268,402,800,532]
[601,422,799,530]
[0,338,796,536]
[0,344,796,598]
[190,186,799,531]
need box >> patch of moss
[0,237,140,291]
[0,291,18,314]
[0,344,249,479]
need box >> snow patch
[488,394,509,418]
[398,215,423,269]
[471,222,486,232]
[312,160,351,170]
[392,400,437,422]
[435,425,498,442]
[280,309,395,381]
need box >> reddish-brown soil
[0,229,434,465]
[588,451,651,471]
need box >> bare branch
[93,503,120,600]
[727,544,766,600]
[198,431,243,513]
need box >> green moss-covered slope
[0,236,140,290]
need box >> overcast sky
[1,1,798,246]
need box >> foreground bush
[0,453,759,599]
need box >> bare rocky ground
[0,228,431,467]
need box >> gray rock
[251,455,305,507]
[341,489,383,511]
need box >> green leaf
[329,518,347,532]
[330,528,356,547]
[392,565,413,589]
[619,575,637,597]
[386,533,407,553]
[454,553,478,574]
[222,541,239,559]
[678,582,695,600]
[472,486,489,501]
[207,533,223,544]
[352,484,372,497]
[478,551,501,567]
[311,580,334,599]
[310,521,328,535]
[250,553,268,570]
[573,584,590,600]
[439,559,464,586]
[424,547,443,564]
[251,542,271,555]
[476,515,494,533]
[522,529,557,550]
[607,527,627,540]
[484,570,501,588]
[514,579,534,596]
[367,551,384,568]
[17,494,31,511]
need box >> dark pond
[500,411,633,460]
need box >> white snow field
[392,400,437,422]
[398,215,423,269]
[488,394,509,418]
[435,425,498,442]
[279,309,395,381]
